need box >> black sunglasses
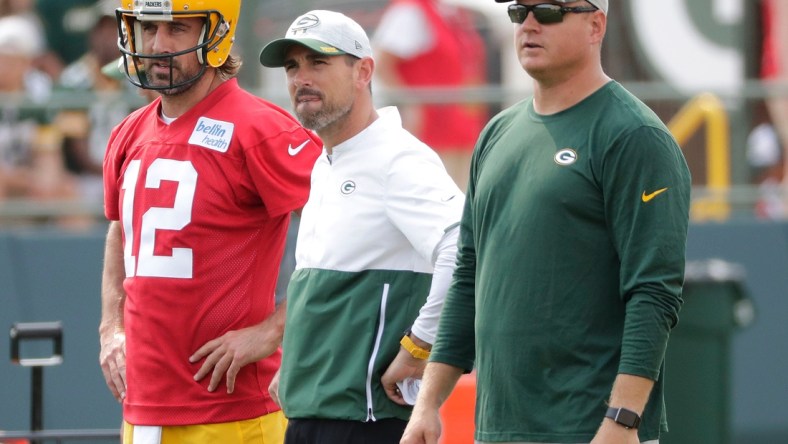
[507,3,598,24]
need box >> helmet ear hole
[216,20,229,38]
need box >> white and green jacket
[280,107,464,422]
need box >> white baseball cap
[494,0,608,15]
[260,10,372,67]
[0,16,44,57]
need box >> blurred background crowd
[0,0,142,228]
[0,0,787,228]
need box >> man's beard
[295,88,353,132]
[144,60,199,96]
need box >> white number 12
[121,159,197,279]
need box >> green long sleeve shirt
[431,81,691,443]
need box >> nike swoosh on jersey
[288,140,310,156]
[642,187,668,202]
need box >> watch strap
[400,335,430,360]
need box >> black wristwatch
[605,407,641,429]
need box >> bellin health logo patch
[189,117,235,153]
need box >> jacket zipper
[365,283,390,422]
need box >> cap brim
[259,38,347,67]
[101,58,126,81]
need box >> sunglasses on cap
[507,3,598,24]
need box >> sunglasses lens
[507,4,565,25]
[533,5,563,24]
[507,5,527,24]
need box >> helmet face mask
[115,0,240,91]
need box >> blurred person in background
[0,3,51,102]
[0,0,43,37]
[0,14,73,204]
[0,0,63,88]
[402,1,691,443]
[373,0,488,191]
[761,0,788,186]
[59,0,120,91]
[98,0,320,442]
[260,9,464,444]
[56,0,127,208]
[747,101,785,219]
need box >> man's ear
[355,57,375,88]
[589,10,606,45]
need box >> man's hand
[381,347,427,405]
[591,373,652,444]
[590,419,641,444]
[400,399,442,444]
[400,362,463,444]
[190,323,280,394]
[99,331,127,402]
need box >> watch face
[617,409,638,427]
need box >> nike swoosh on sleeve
[641,187,668,202]
[288,140,310,156]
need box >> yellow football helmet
[116,0,241,90]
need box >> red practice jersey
[103,78,320,425]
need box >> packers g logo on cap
[290,13,320,35]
